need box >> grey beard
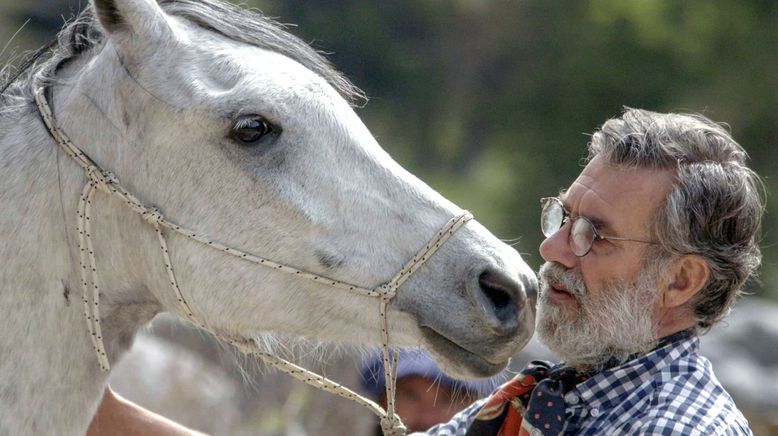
[535,261,662,372]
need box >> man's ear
[660,255,709,309]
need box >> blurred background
[2,1,777,435]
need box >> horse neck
[0,84,161,434]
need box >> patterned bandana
[465,361,588,436]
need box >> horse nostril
[480,273,513,310]
[477,270,524,329]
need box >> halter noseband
[34,83,473,435]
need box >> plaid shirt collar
[566,329,697,414]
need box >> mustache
[538,262,587,298]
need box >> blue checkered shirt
[424,334,752,435]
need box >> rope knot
[380,413,407,436]
[377,283,396,300]
[86,168,117,192]
[142,207,164,225]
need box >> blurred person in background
[360,349,502,434]
[426,108,763,435]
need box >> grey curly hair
[588,108,764,331]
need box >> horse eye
[231,115,276,144]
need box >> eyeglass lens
[540,198,595,256]
[541,199,564,237]
[570,217,595,256]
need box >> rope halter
[34,84,473,435]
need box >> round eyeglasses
[540,197,656,257]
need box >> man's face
[537,155,675,369]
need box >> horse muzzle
[397,240,538,379]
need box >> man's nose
[539,222,577,268]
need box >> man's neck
[655,305,697,338]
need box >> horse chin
[420,326,518,379]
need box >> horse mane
[0,0,366,113]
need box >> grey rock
[700,298,778,415]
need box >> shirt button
[590,408,601,417]
[565,393,580,404]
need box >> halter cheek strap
[34,85,472,436]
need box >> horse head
[42,0,536,379]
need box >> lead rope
[34,84,472,435]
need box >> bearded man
[425,109,762,435]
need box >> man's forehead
[562,157,675,233]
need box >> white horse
[0,0,536,433]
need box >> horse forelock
[0,0,366,113]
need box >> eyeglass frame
[540,196,657,257]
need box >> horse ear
[91,0,174,42]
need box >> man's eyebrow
[587,215,611,232]
[557,189,615,233]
